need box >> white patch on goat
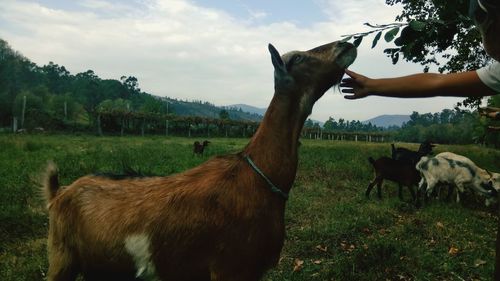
[124,234,159,281]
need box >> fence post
[165,119,169,136]
[21,95,26,128]
[97,113,103,136]
[13,117,18,132]
[141,118,145,136]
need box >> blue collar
[244,155,289,201]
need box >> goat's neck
[243,92,305,193]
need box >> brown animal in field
[193,140,211,156]
[366,156,419,202]
[42,40,356,281]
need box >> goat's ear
[269,44,285,73]
[487,169,493,178]
[268,43,293,91]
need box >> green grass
[0,134,499,280]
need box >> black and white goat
[416,152,500,205]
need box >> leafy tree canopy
[345,0,490,108]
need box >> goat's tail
[415,156,429,172]
[368,157,375,165]
[42,161,60,203]
[391,143,396,159]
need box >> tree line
[394,105,500,146]
[0,38,259,134]
[1,36,498,145]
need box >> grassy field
[0,134,499,281]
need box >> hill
[363,114,410,128]
[164,99,263,122]
[227,104,267,116]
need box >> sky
[0,0,476,122]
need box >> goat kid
[416,152,500,206]
[193,140,211,156]
[43,41,356,281]
[391,140,435,165]
[366,156,419,201]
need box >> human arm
[341,69,498,99]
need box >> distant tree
[396,108,482,144]
[73,70,103,123]
[120,76,140,97]
[49,93,82,121]
[140,96,169,114]
[13,90,47,128]
[304,119,314,129]
[323,117,337,131]
[219,109,229,120]
[42,62,71,95]
[0,39,44,126]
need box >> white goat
[416,152,499,205]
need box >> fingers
[339,79,355,88]
[344,69,358,78]
[341,88,354,94]
[343,94,359,100]
[341,69,368,99]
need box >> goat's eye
[293,55,303,64]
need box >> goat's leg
[415,178,427,208]
[455,183,465,203]
[376,179,383,200]
[210,269,260,281]
[407,185,416,201]
[365,178,379,199]
[47,248,78,281]
[398,183,404,201]
[445,184,454,202]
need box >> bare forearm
[341,69,497,100]
[367,72,495,98]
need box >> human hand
[340,69,372,100]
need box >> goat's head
[487,170,500,191]
[268,41,356,117]
[479,170,500,206]
[418,141,435,155]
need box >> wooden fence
[96,111,392,141]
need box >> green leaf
[353,37,363,47]
[372,32,382,49]
[391,52,400,64]
[409,20,427,31]
[384,27,400,42]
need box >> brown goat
[193,140,210,156]
[366,156,420,202]
[43,41,357,281]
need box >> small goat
[391,140,435,165]
[43,41,356,281]
[366,156,419,201]
[193,140,210,156]
[416,152,500,205]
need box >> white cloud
[0,0,465,122]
